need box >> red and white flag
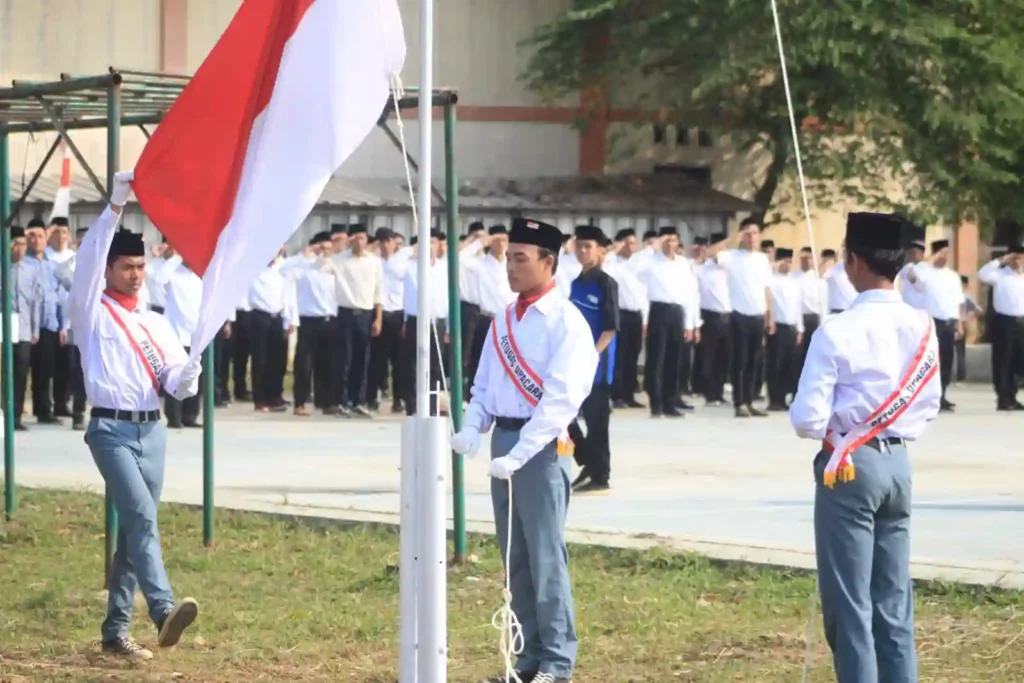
[132,0,406,357]
[47,141,72,223]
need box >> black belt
[91,408,162,423]
[495,417,527,431]
[866,436,905,450]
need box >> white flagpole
[413,2,447,683]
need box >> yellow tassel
[556,439,574,457]
[838,463,856,483]
[823,472,836,489]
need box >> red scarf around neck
[514,280,556,321]
[104,288,139,312]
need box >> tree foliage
[521,0,1024,230]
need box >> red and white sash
[820,315,938,488]
[101,295,167,390]
[490,306,573,455]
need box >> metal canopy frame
[0,69,468,564]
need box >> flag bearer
[451,218,598,683]
[790,212,940,683]
[69,171,200,660]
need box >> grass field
[0,488,1021,682]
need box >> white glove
[170,359,203,400]
[450,428,480,457]
[489,456,521,480]
[111,170,135,206]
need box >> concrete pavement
[5,383,1023,588]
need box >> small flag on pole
[131,0,406,358]
[47,141,72,223]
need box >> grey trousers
[491,427,577,678]
[86,417,175,641]
[814,443,918,683]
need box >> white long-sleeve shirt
[978,259,1024,316]
[403,257,450,322]
[791,268,827,317]
[464,288,598,468]
[915,264,965,321]
[163,263,203,347]
[637,252,699,330]
[696,260,731,313]
[280,254,336,317]
[475,253,516,317]
[604,253,649,321]
[770,272,805,332]
[790,289,940,441]
[717,248,773,317]
[249,263,288,315]
[825,261,857,312]
[897,262,929,311]
[458,240,484,305]
[323,250,384,311]
[68,206,197,411]
[555,252,582,296]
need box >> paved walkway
[5,384,1023,588]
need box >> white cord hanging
[767,1,823,680]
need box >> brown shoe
[293,406,311,417]
[322,406,340,416]
[748,404,769,417]
[735,405,752,418]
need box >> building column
[160,0,189,74]
[578,21,609,175]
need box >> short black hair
[538,247,559,275]
[847,244,905,281]
[740,217,761,229]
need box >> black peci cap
[510,218,562,253]
[574,225,605,243]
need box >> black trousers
[574,383,611,484]
[935,318,956,401]
[613,309,643,402]
[699,309,730,402]
[766,322,799,407]
[293,315,334,409]
[165,346,203,426]
[213,326,231,403]
[468,312,494,392]
[70,344,87,418]
[677,337,694,396]
[3,341,33,422]
[249,309,286,406]
[402,315,444,416]
[955,335,967,383]
[460,301,480,392]
[370,310,403,406]
[232,309,252,398]
[730,312,765,407]
[31,328,59,420]
[53,343,73,414]
[799,313,821,379]
[644,302,684,414]
[334,307,374,407]
[992,314,1024,407]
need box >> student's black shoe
[939,400,955,413]
[36,416,63,426]
[626,399,646,409]
[1013,401,1024,411]
[747,405,769,418]
[351,405,373,419]
[574,481,611,496]
[157,598,199,648]
[53,406,72,418]
[14,421,28,432]
[706,399,726,407]
[183,421,203,429]
[571,469,591,490]
[481,671,537,683]
[766,403,789,412]
[102,636,153,660]
[612,399,627,409]
[676,400,695,411]
[72,416,85,431]
[663,406,684,418]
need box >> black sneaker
[612,399,626,409]
[335,405,353,418]
[102,636,153,660]
[571,469,591,490]
[14,421,28,432]
[72,416,85,431]
[626,399,646,409]
[157,598,199,648]
[351,405,373,419]
[574,481,611,496]
[748,405,769,418]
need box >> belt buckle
[130,410,141,423]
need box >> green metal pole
[443,103,467,563]
[202,343,214,547]
[103,83,121,587]
[1,127,14,521]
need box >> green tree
[522,0,1024,230]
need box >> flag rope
[767,1,822,679]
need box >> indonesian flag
[131,0,406,357]
[47,141,72,223]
